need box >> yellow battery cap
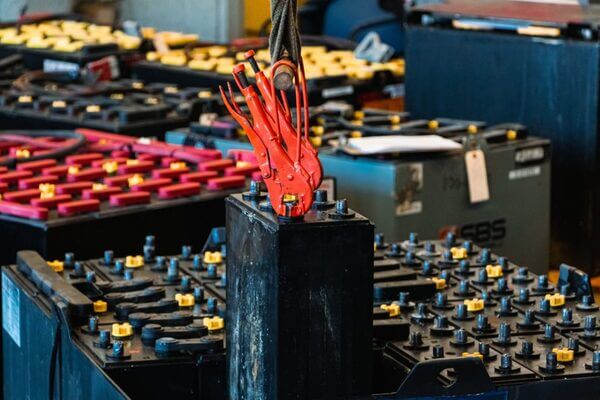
[47,260,64,272]
[203,316,224,332]
[431,277,446,290]
[462,352,484,360]
[125,255,144,268]
[93,300,108,313]
[451,247,468,260]
[545,293,565,307]
[380,303,400,317]
[203,251,222,265]
[552,348,574,362]
[175,293,195,307]
[428,120,439,130]
[485,264,503,279]
[464,298,484,312]
[112,322,133,338]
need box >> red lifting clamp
[220,50,323,218]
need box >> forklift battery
[132,45,404,107]
[0,129,252,265]
[404,0,600,273]
[0,78,220,138]
[167,108,551,274]
[0,18,145,71]
[2,240,227,400]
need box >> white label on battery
[396,200,422,216]
[2,271,21,347]
[322,85,354,99]
[43,59,80,73]
[465,149,490,203]
[515,147,545,163]
[509,166,542,180]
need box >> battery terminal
[18,95,32,103]
[52,100,67,108]
[92,183,108,191]
[507,129,518,140]
[428,120,439,130]
[68,166,80,175]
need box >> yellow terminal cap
[86,105,101,113]
[67,165,80,175]
[92,183,107,191]
[462,352,484,360]
[310,136,323,148]
[125,255,144,268]
[18,95,33,103]
[428,120,439,130]
[203,316,224,332]
[39,183,56,199]
[128,174,144,188]
[351,120,364,126]
[451,247,468,260]
[467,124,478,134]
[353,110,365,120]
[111,322,133,338]
[350,131,363,138]
[175,293,195,307]
[432,277,446,290]
[388,115,402,125]
[102,161,119,174]
[464,298,484,312]
[93,300,108,313]
[203,251,222,265]
[311,126,325,136]
[507,129,518,140]
[170,161,187,170]
[552,348,574,362]
[126,159,140,166]
[545,293,565,307]
[16,148,31,159]
[47,260,64,272]
[380,303,400,317]
[485,264,503,279]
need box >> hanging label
[465,149,490,203]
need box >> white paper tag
[465,149,490,203]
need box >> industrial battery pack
[0,78,219,137]
[0,129,253,265]
[2,237,227,399]
[4,221,597,399]
[404,0,600,273]
[0,18,144,71]
[166,109,551,274]
[132,45,404,107]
